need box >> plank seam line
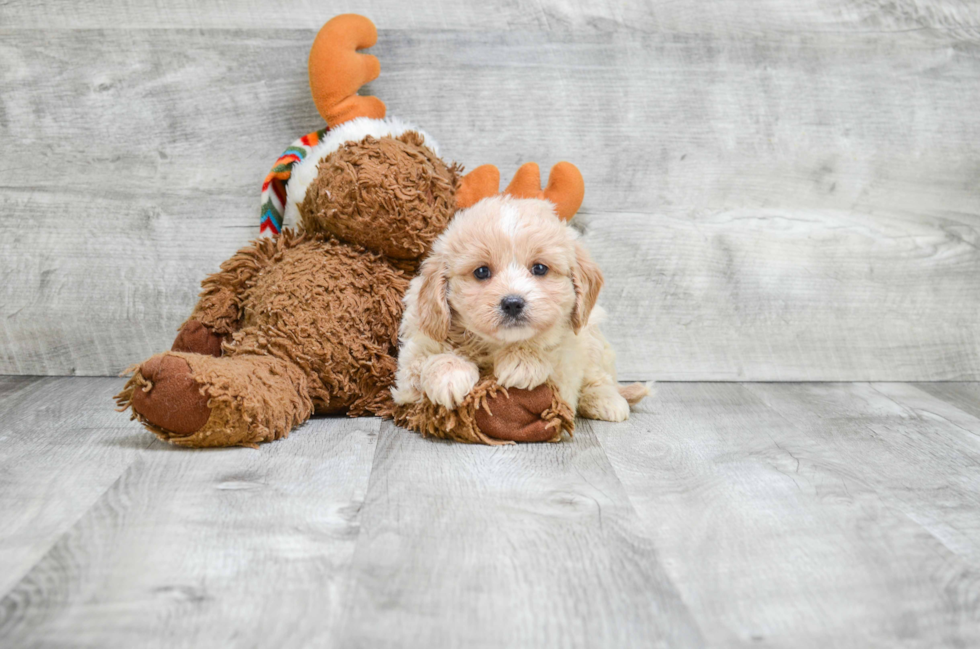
[0,440,154,603]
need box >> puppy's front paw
[579,388,630,422]
[494,351,552,390]
[421,354,480,409]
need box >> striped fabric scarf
[260,127,330,235]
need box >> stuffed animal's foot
[171,320,225,357]
[116,352,313,448]
[474,384,568,443]
[127,354,212,436]
[393,377,574,445]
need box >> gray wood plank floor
[2,377,979,647]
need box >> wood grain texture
[596,382,980,647]
[0,29,318,376]
[334,421,703,649]
[4,377,980,646]
[591,208,980,381]
[1,0,979,35]
[1,7,979,378]
[0,387,379,647]
[0,378,149,596]
[914,382,980,421]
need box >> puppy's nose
[500,295,526,317]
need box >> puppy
[392,195,650,424]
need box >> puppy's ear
[570,241,604,334]
[416,255,451,341]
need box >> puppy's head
[415,195,603,344]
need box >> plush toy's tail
[309,14,387,127]
[619,382,654,406]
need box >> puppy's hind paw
[579,389,630,422]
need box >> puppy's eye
[531,263,549,276]
[473,266,492,280]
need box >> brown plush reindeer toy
[116,14,584,447]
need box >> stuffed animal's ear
[416,256,451,341]
[309,14,387,127]
[570,241,604,334]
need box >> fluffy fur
[117,132,451,447]
[393,195,650,421]
[284,117,438,227]
[300,131,459,264]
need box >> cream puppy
[393,195,649,423]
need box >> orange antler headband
[505,162,585,221]
[308,15,584,221]
[456,162,585,221]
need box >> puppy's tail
[619,382,654,406]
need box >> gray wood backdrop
[1,0,978,380]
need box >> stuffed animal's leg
[394,377,574,445]
[173,231,307,356]
[115,351,313,448]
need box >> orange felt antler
[456,165,501,210]
[309,14,387,127]
[505,162,585,221]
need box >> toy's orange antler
[456,165,501,210]
[309,14,387,127]
[505,162,585,221]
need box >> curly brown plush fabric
[172,320,224,357]
[301,133,460,261]
[116,351,312,448]
[232,232,409,416]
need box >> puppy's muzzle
[500,295,526,322]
